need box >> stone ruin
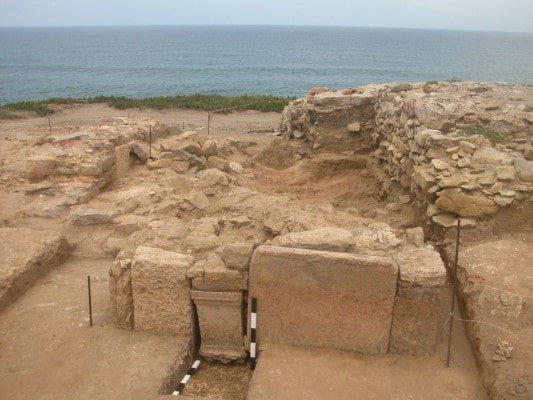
[8,81,532,399]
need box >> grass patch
[0,109,23,119]
[462,125,503,145]
[470,86,492,93]
[88,94,294,113]
[1,100,55,117]
[425,80,439,85]
[446,76,462,83]
[0,94,295,119]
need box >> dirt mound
[253,138,303,170]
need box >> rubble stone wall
[281,83,533,230]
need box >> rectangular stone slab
[248,246,398,354]
[131,246,193,335]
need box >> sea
[1,25,533,105]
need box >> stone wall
[281,82,533,231]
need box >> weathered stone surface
[412,166,436,193]
[514,158,533,182]
[432,213,459,228]
[390,248,445,355]
[114,214,151,236]
[26,156,56,182]
[51,132,87,144]
[393,248,446,288]
[115,144,131,178]
[182,232,221,254]
[131,142,151,161]
[415,94,472,131]
[197,168,229,188]
[190,290,246,362]
[168,174,194,195]
[131,246,193,335]
[109,258,134,330]
[457,241,533,400]
[347,122,361,133]
[187,254,248,291]
[187,191,210,210]
[472,147,513,165]
[352,225,401,252]
[201,139,218,158]
[479,170,498,186]
[431,159,453,171]
[435,189,498,218]
[0,228,70,311]
[414,128,441,147]
[272,227,354,253]
[405,227,424,246]
[70,208,120,225]
[389,286,442,355]
[248,246,398,354]
[221,242,255,271]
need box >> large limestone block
[0,228,70,311]
[109,258,134,330]
[248,246,398,354]
[390,248,446,355]
[187,254,248,291]
[115,144,130,178]
[221,242,255,271]
[435,188,498,218]
[190,290,246,362]
[272,227,354,253]
[131,246,193,335]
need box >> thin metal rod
[88,275,93,327]
[149,125,152,158]
[446,218,461,367]
[207,111,211,135]
[48,118,52,132]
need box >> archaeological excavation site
[0,82,532,399]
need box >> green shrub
[462,125,503,145]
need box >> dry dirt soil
[0,104,492,399]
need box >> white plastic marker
[172,359,201,396]
[250,296,257,370]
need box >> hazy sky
[1,0,532,32]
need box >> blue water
[1,25,533,105]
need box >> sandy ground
[0,104,489,399]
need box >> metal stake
[446,218,461,367]
[48,118,52,132]
[88,275,93,327]
[149,124,152,158]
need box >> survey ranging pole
[446,218,461,367]
[172,359,201,396]
[250,296,258,370]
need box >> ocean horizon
[1,24,533,105]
